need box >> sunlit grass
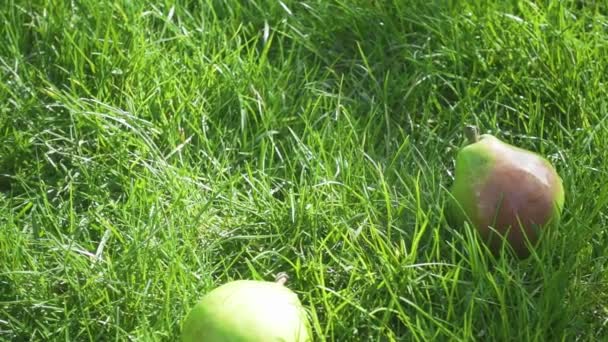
[1,0,607,340]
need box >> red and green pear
[447,126,565,258]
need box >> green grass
[1,0,607,340]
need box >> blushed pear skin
[448,127,565,258]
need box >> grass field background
[1,0,607,341]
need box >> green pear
[447,126,565,258]
[181,273,312,342]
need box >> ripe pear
[447,126,565,258]
[181,273,312,342]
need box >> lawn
[1,0,607,341]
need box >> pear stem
[465,125,480,144]
[275,272,289,286]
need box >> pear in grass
[447,126,565,258]
[181,273,311,342]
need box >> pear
[447,126,565,258]
[181,273,312,342]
